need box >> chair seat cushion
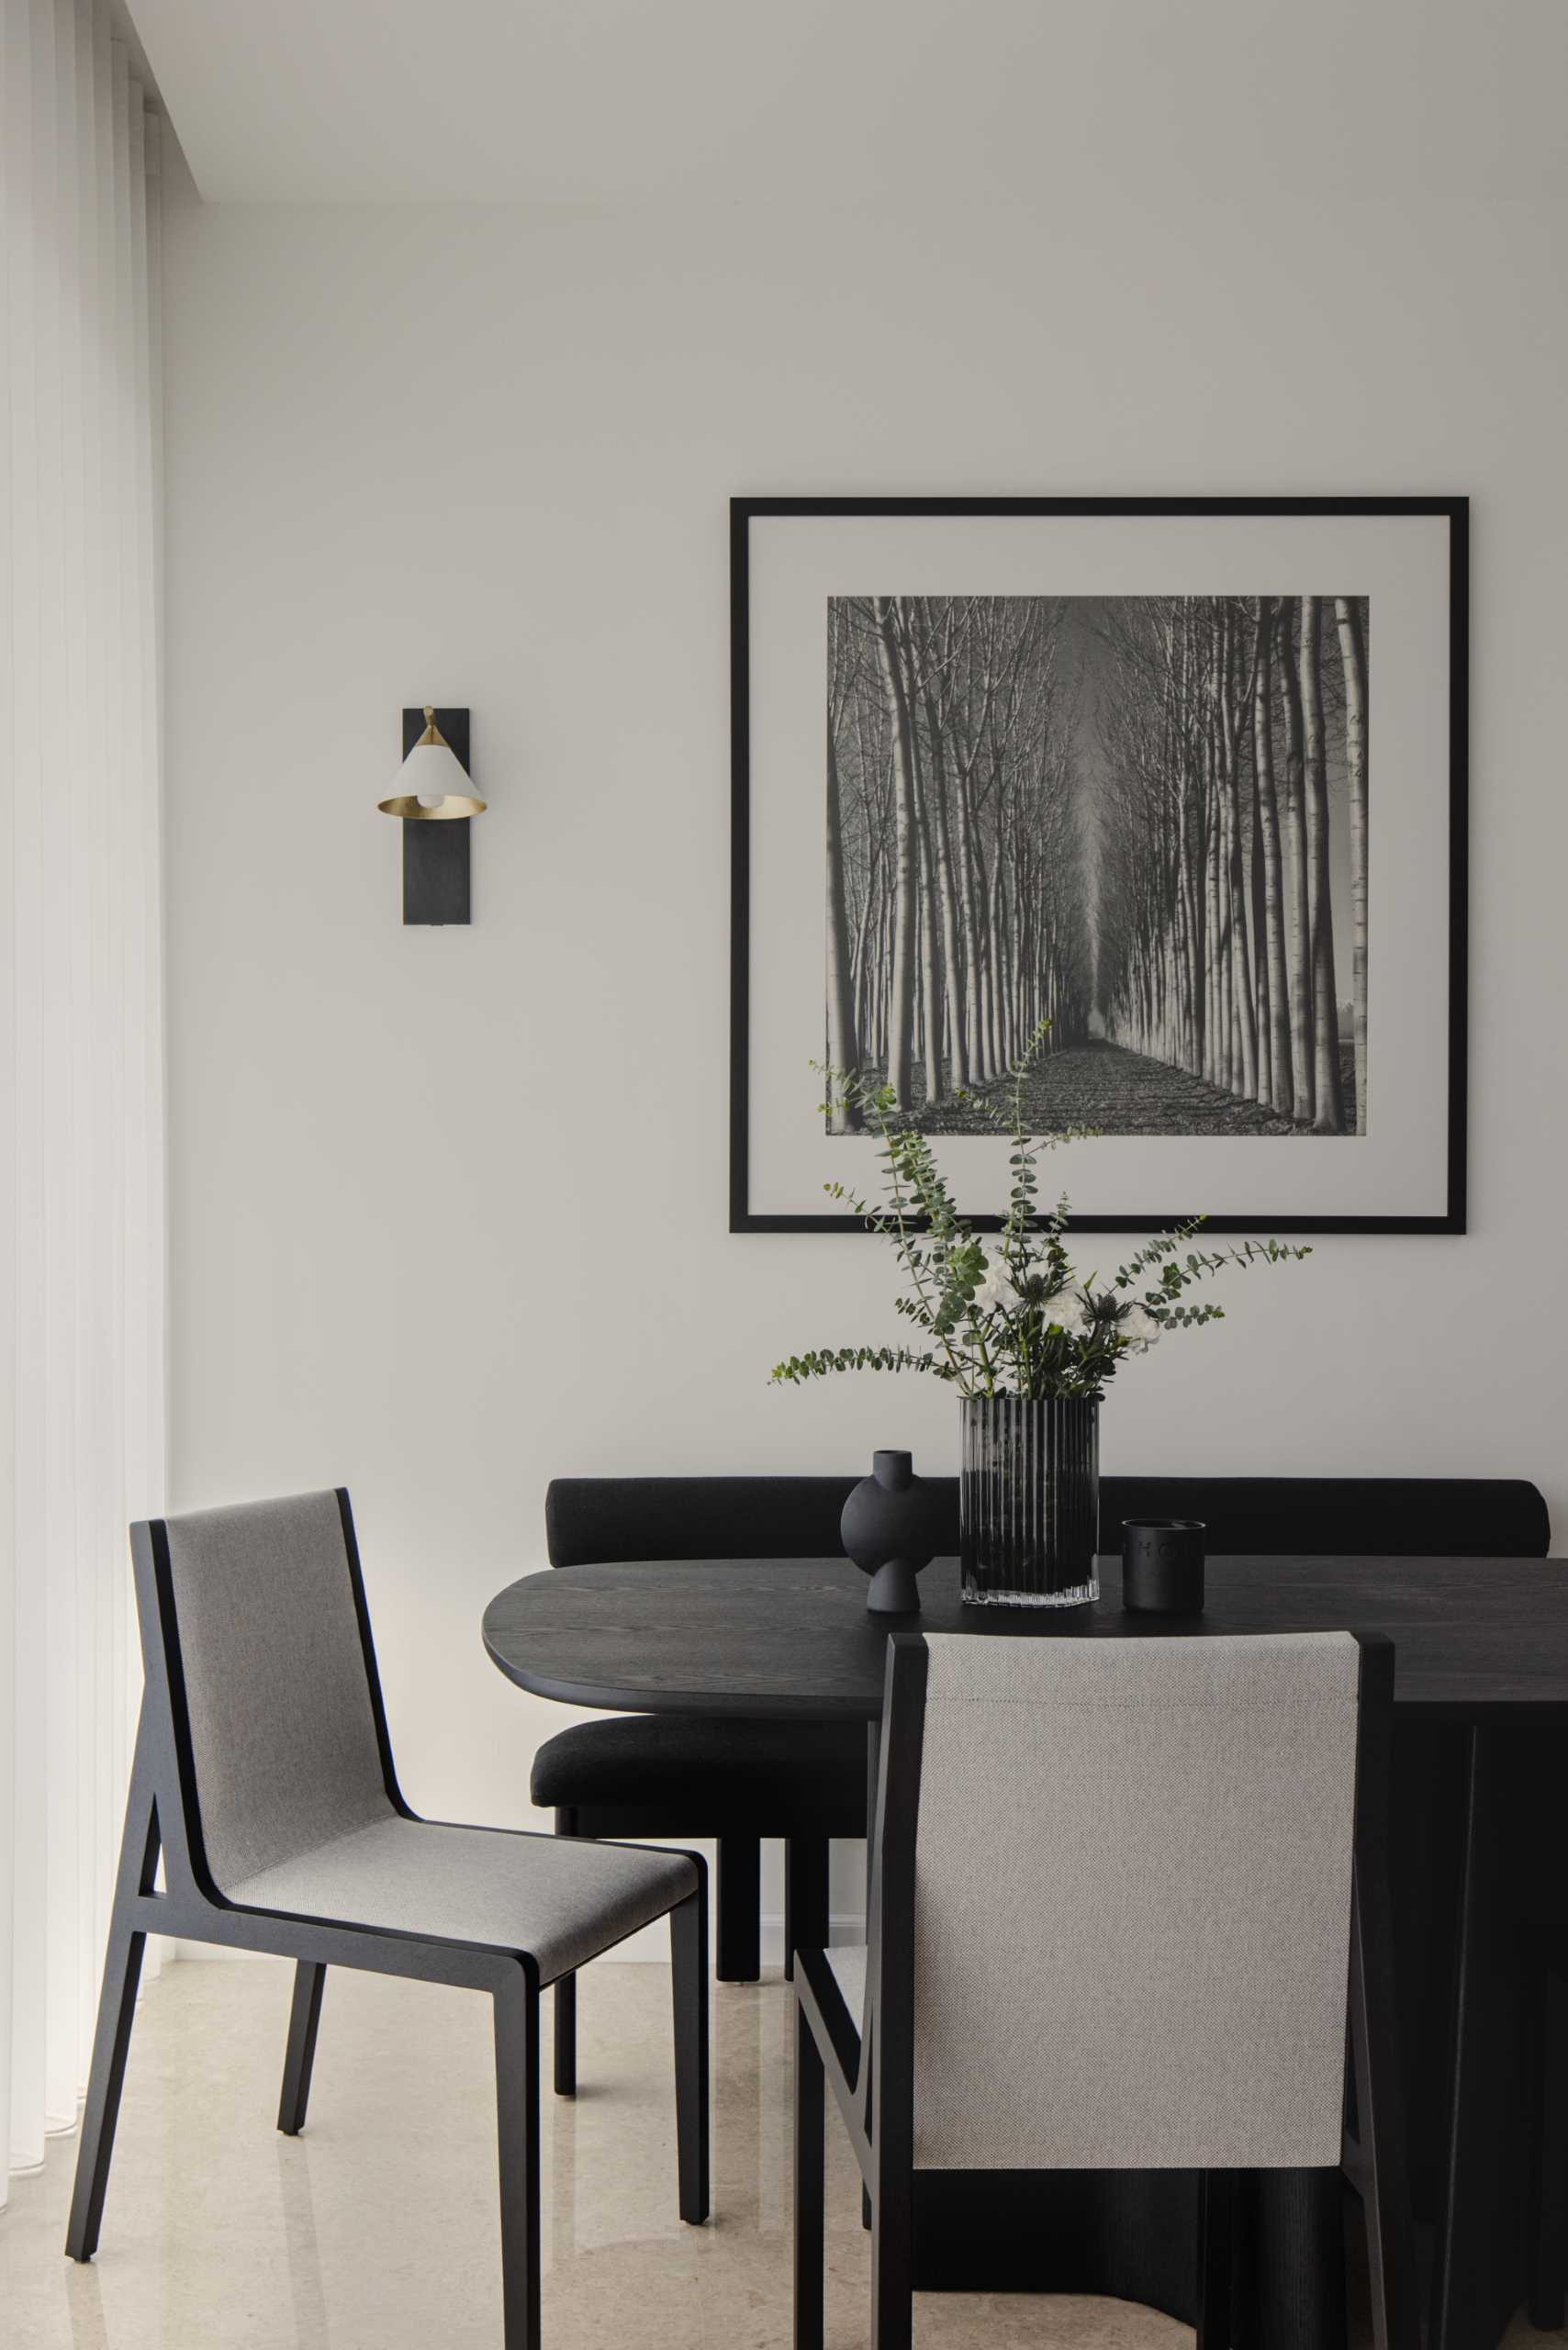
[228,1816,696,1986]
[531,1714,867,1832]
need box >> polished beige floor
[0,1960,1554,2350]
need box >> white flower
[1015,1272,1089,1329]
[971,1259,1020,1315]
[1118,1304,1163,1349]
[971,1259,1098,1333]
[1023,1287,1070,1326]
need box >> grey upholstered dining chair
[793,1629,1417,2350]
[66,1490,708,2350]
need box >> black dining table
[483,1550,1568,2350]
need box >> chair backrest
[148,1490,395,1893]
[877,1629,1367,2173]
[544,1473,1549,1566]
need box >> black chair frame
[549,1803,840,2098]
[1530,1942,1568,2327]
[792,1631,1420,2350]
[67,1496,709,2350]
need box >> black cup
[1122,1518,1206,1613]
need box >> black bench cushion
[545,1473,1551,1567]
[532,1714,867,1832]
[1105,1475,1551,1559]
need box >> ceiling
[130,0,1568,207]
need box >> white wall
[160,169,1568,1946]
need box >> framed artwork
[730,497,1467,1236]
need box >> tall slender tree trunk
[1301,598,1343,1133]
[922,705,969,1092]
[913,938,924,1069]
[852,841,879,1000]
[1335,597,1369,1135]
[824,726,860,1130]
[1179,752,1204,1078]
[998,871,1014,1069]
[914,772,943,1103]
[1253,599,1293,1115]
[954,769,987,1081]
[982,890,1002,1079]
[872,598,919,1109]
[1219,615,1258,1102]
[1208,717,1230,1091]
[1249,706,1271,1109]
[998,862,1014,1068]
[1276,598,1315,1125]
[970,822,995,1081]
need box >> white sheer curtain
[1,0,166,2199]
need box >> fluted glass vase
[958,1394,1100,1607]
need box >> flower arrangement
[771,1020,1311,1404]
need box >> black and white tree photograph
[825,592,1369,1140]
[734,498,1462,1232]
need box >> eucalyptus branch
[816,1061,979,1378]
[770,1345,947,1385]
[1114,1220,1313,1318]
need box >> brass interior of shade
[376,789,487,820]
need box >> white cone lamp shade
[378,709,487,820]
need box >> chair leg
[869,2169,913,2350]
[793,1999,825,2350]
[715,1834,761,1982]
[1529,1955,1568,2327]
[66,1761,160,2266]
[1350,1877,1422,2350]
[784,1837,829,1984]
[493,1967,543,2350]
[553,1974,577,2100]
[1196,2169,1235,2350]
[553,1808,577,2098]
[65,1914,147,2263]
[277,1962,327,2135]
[670,1885,711,2224]
[1431,1725,1502,2350]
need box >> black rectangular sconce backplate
[400,706,471,925]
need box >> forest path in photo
[827,592,1369,1138]
[964,1039,1312,1137]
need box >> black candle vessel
[1122,1518,1206,1613]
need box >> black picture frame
[730,496,1468,1237]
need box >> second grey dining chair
[66,1489,708,2350]
[793,1628,1417,2350]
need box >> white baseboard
[175,1913,868,1967]
[760,1911,864,1966]
[175,1942,284,1962]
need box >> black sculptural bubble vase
[841,1449,937,1615]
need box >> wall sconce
[377,706,486,924]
